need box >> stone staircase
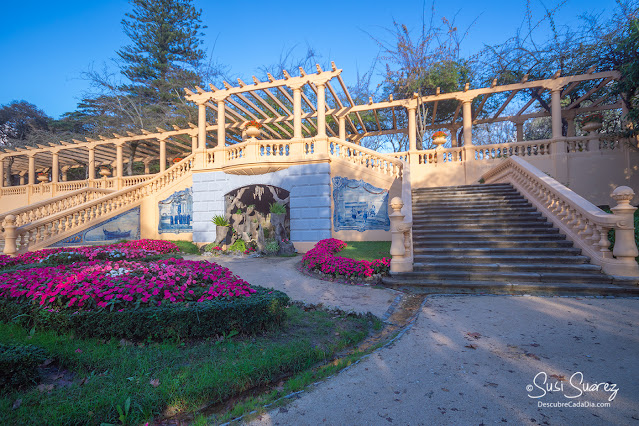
[384,183,639,295]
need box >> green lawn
[337,241,391,261]
[0,306,380,425]
[169,240,200,254]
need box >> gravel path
[246,295,639,425]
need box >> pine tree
[118,0,206,104]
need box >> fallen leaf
[526,353,540,360]
[550,374,566,382]
[466,332,482,340]
[486,382,499,388]
[441,388,449,392]
[12,399,22,410]
[150,379,160,387]
[465,344,477,349]
[529,343,540,347]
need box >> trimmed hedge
[0,286,290,341]
[0,344,48,389]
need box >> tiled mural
[332,177,390,232]
[52,207,140,247]
[158,187,193,234]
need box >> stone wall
[192,163,331,251]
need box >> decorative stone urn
[99,167,111,177]
[582,121,602,133]
[245,126,261,138]
[37,173,48,183]
[432,136,446,149]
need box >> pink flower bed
[0,258,256,311]
[0,239,179,269]
[302,238,390,282]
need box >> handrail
[0,187,113,230]
[2,154,195,254]
[482,156,639,277]
[328,137,403,178]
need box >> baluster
[597,225,612,258]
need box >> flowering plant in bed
[0,239,180,270]
[0,258,256,312]
[302,238,390,283]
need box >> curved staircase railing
[482,156,639,277]
[2,154,195,254]
[0,187,114,232]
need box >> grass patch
[170,240,200,254]
[0,305,378,425]
[338,241,391,261]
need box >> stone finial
[390,197,404,212]
[3,214,16,226]
[611,186,635,205]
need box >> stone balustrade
[482,156,639,277]
[2,155,195,255]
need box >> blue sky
[0,0,618,119]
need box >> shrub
[269,202,286,214]
[0,287,289,341]
[212,215,229,226]
[264,239,279,255]
[38,251,89,265]
[302,239,391,281]
[0,344,48,389]
[228,240,246,253]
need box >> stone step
[413,233,566,242]
[412,198,530,206]
[413,247,582,256]
[381,278,639,296]
[413,193,524,202]
[412,183,514,193]
[413,262,601,274]
[385,270,610,284]
[414,205,538,213]
[412,203,533,211]
[413,209,541,219]
[413,254,591,264]
[412,219,550,229]
[412,226,560,235]
[412,240,574,248]
[412,215,547,225]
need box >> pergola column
[551,89,563,139]
[316,83,326,138]
[19,174,25,186]
[565,112,576,137]
[191,135,198,153]
[462,99,473,146]
[338,115,346,140]
[550,87,569,184]
[116,142,124,189]
[143,160,151,175]
[28,154,35,186]
[407,106,417,151]
[514,120,524,142]
[292,84,303,139]
[0,158,4,189]
[159,139,166,173]
[51,151,59,183]
[61,167,69,182]
[198,103,207,150]
[217,99,226,147]
[88,146,96,181]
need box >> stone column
[462,100,473,146]
[550,88,568,184]
[159,139,166,173]
[51,151,59,183]
[389,197,413,273]
[19,174,25,185]
[515,120,524,141]
[407,105,418,164]
[88,146,96,180]
[116,143,124,190]
[292,85,302,139]
[191,135,198,153]
[316,83,326,138]
[338,115,346,140]
[144,160,151,175]
[551,89,563,139]
[0,158,4,188]
[61,167,69,182]
[198,103,207,149]
[566,115,576,137]
[2,215,17,256]
[28,154,35,185]
[217,99,226,147]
